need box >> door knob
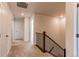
[76,34,79,38]
[6,35,8,37]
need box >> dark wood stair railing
[49,47,54,53]
[64,49,66,57]
[43,31,46,52]
[43,31,66,57]
[36,31,66,57]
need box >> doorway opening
[12,17,25,45]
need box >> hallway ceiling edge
[8,2,65,18]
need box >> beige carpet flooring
[8,40,53,57]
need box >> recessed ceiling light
[17,2,28,8]
[21,13,25,16]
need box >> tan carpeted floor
[8,40,53,57]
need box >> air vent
[17,2,28,8]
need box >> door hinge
[76,34,79,38]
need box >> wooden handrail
[45,33,64,50]
[43,31,66,57]
[36,32,66,57]
[36,32,42,34]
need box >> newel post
[43,31,46,52]
[64,49,66,57]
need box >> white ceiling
[8,2,65,18]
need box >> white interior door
[0,9,3,57]
[1,11,11,56]
[0,3,12,57]
[77,6,79,57]
[14,18,24,40]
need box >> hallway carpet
[8,40,53,57]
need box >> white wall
[13,17,24,40]
[30,15,35,44]
[24,16,30,42]
[34,14,66,48]
[66,3,77,57]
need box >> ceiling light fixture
[21,13,25,16]
[17,2,28,8]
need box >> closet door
[1,11,10,56]
[77,5,79,57]
[0,9,3,57]
[0,3,12,57]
